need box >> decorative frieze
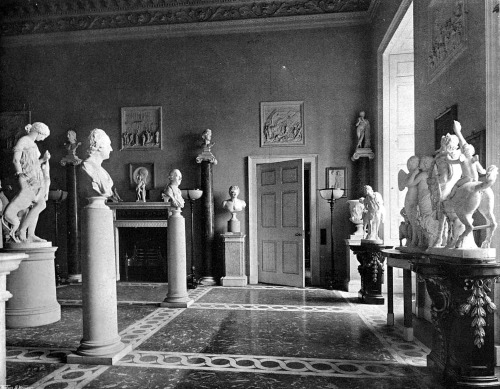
[0,0,371,36]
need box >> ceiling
[0,0,377,44]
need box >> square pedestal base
[160,299,194,308]
[221,276,247,287]
[66,344,132,365]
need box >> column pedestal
[197,153,217,286]
[67,196,130,365]
[2,245,60,328]
[350,241,391,305]
[0,252,27,385]
[66,164,81,283]
[161,209,193,308]
[221,233,247,287]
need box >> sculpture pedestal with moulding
[221,233,247,287]
[0,251,27,385]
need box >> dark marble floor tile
[85,365,444,389]
[197,288,347,306]
[138,308,394,361]
[7,305,156,349]
[7,362,63,388]
[57,283,169,302]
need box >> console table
[382,248,500,388]
[108,202,171,281]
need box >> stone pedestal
[0,252,27,385]
[221,233,247,287]
[161,209,193,308]
[2,245,60,328]
[67,196,130,365]
[414,255,500,388]
[350,241,391,304]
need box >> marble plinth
[161,209,193,308]
[2,246,60,328]
[426,247,496,260]
[0,252,26,385]
[72,196,127,364]
[221,233,247,287]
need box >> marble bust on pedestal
[222,185,246,233]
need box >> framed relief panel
[260,101,305,147]
[326,167,347,190]
[121,106,162,150]
[129,163,155,190]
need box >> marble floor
[6,283,447,388]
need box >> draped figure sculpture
[2,122,51,243]
[361,185,384,242]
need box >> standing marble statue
[2,122,51,243]
[162,169,185,209]
[80,129,114,198]
[134,167,148,202]
[355,111,371,149]
[361,185,384,242]
[398,156,420,247]
[222,185,247,233]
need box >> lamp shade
[181,189,203,201]
[318,188,344,201]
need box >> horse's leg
[478,194,497,248]
[455,213,473,248]
[433,213,446,247]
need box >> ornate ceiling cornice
[0,0,376,45]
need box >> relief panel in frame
[326,167,347,190]
[260,101,305,147]
[121,106,162,150]
[129,163,155,190]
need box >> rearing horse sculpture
[429,149,498,249]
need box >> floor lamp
[181,189,203,289]
[318,188,345,289]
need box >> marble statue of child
[355,111,371,149]
[2,122,51,243]
[162,169,184,209]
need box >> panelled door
[257,159,304,287]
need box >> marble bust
[162,169,185,209]
[222,185,246,233]
[81,129,114,199]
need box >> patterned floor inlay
[118,351,418,378]
[6,285,446,389]
[190,302,351,312]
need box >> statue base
[426,247,496,261]
[4,241,52,249]
[361,238,383,245]
[351,147,374,161]
[1,246,60,328]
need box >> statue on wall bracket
[351,111,374,161]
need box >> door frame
[248,154,319,285]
